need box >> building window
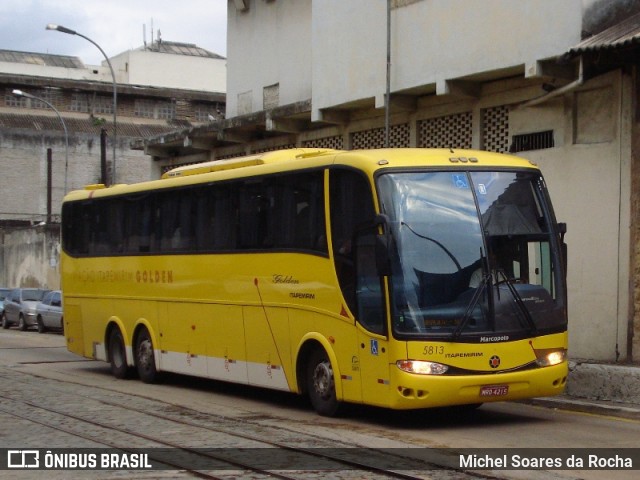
[71,93,89,113]
[263,83,279,110]
[31,89,61,110]
[134,98,176,120]
[510,130,554,153]
[93,95,114,115]
[194,102,224,122]
[5,88,61,110]
[5,89,25,108]
[237,91,252,116]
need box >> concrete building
[142,0,640,364]
[0,40,226,289]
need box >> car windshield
[377,170,566,341]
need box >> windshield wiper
[452,273,490,339]
[495,270,538,335]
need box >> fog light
[396,360,449,375]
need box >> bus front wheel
[135,328,159,383]
[108,327,131,379]
[306,349,340,416]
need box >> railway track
[0,368,495,479]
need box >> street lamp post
[13,89,69,194]
[46,23,117,185]
[384,0,391,148]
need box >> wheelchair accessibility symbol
[370,339,379,356]
[452,174,469,189]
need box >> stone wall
[0,224,60,289]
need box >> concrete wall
[226,0,582,118]
[520,71,631,362]
[227,0,312,116]
[0,225,60,289]
[0,129,155,222]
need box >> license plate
[480,385,509,397]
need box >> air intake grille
[510,130,554,153]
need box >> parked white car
[36,290,63,333]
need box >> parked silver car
[1,288,50,331]
[0,288,10,316]
[35,290,63,333]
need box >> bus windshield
[378,170,566,341]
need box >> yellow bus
[61,148,568,415]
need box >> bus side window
[329,168,379,324]
[238,183,266,249]
[355,231,386,335]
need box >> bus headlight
[535,349,567,367]
[396,360,449,375]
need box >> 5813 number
[423,345,444,355]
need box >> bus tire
[135,328,159,384]
[108,327,131,379]
[306,348,340,417]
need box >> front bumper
[387,361,568,409]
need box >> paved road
[1,329,639,479]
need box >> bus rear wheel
[108,327,131,379]
[306,349,340,416]
[135,328,159,383]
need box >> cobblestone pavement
[0,358,470,479]
[2,330,639,480]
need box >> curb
[525,395,640,420]
[565,362,640,405]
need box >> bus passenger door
[354,233,391,407]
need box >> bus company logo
[489,355,501,368]
[479,335,509,343]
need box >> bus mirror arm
[557,222,567,278]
